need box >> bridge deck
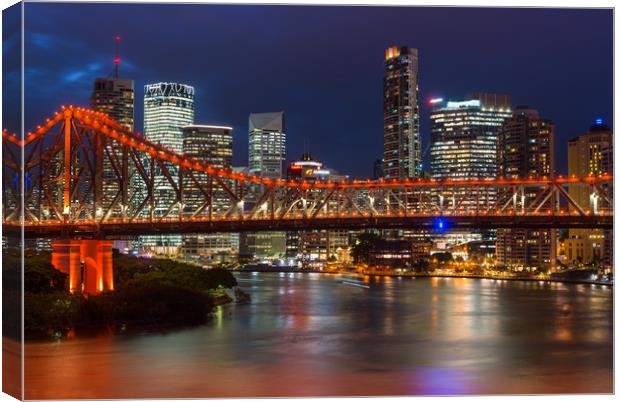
[4,214,613,239]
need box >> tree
[350,233,383,264]
[434,252,453,265]
[413,259,430,273]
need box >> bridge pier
[51,239,114,295]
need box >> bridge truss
[2,107,613,239]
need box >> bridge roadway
[5,213,613,239]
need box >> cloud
[30,32,56,50]
[63,70,87,82]
[63,62,104,82]
[2,34,18,54]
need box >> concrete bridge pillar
[51,239,114,295]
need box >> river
[23,273,612,398]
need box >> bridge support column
[51,239,114,295]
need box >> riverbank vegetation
[3,249,239,339]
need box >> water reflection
[24,273,612,398]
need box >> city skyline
[2,3,614,398]
[4,4,612,177]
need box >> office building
[284,153,350,265]
[373,159,384,180]
[430,93,511,180]
[383,46,421,179]
[248,112,286,179]
[496,107,556,270]
[91,77,135,252]
[91,78,134,130]
[241,112,287,260]
[91,77,135,208]
[564,119,613,268]
[429,93,511,247]
[601,145,613,269]
[141,82,195,255]
[181,125,238,261]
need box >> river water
[24,273,613,398]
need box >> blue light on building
[434,217,447,233]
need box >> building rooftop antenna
[113,35,121,78]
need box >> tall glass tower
[142,82,195,255]
[429,93,511,247]
[182,125,237,260]
[91,78,134,211]
[383,46,420,179]
[242,112,286,260]
[248,112,286,179]
[430,93,511,180]
[496,108,556,270]
[144,82,195,153]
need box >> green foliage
[413,259,430,273]
[114,254,237,291]
[3,290,22,339]
[3,250,68,293]
[351,232,383,263]
[24,284,213,337]
[8,249,238,338]
[434,252,453,264]
[111,283,211,326]
[129,265,237,291]
[24,292,81,336]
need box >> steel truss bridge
[2,106,613,294]
[1,106,613,239]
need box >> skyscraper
[91,78,135,213]
[91,78,134,130]
[241,112,287,260]
[496,107,556,270]
[183,125,233,168]
[383,46,420,179]
[142,82,195,255]
[563,120,613,267]
[181,125,237,260]
[90,45,135,254]
[248,112,286,179]
[429,93,511,248]
[144,82,195,153]
[430,93,511,180]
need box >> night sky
[3,3,613,177]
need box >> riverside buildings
[429,93,512,250]
[496,108,556,270]
[383,46,421,180]
[181,125,238,261]
[284,153,351,264]
[240,112,287,260]
[564,120,613,268]
[141,82,195,255]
